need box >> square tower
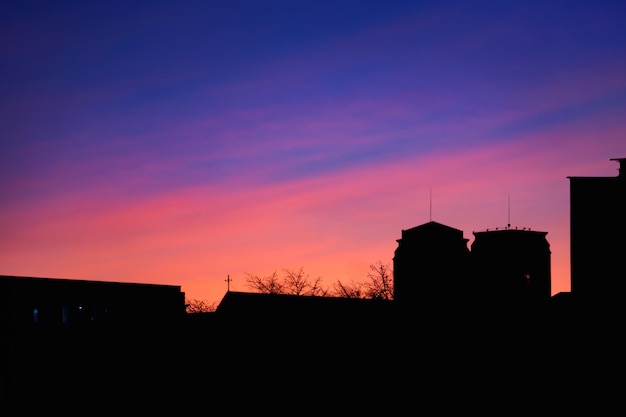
[567,158,626,300]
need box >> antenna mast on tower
[507,193,511,228]
[429,187,432,221]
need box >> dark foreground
[3,305,624,416]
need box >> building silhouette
[471,227,551,304]
[392,221,470,304]
[392,221,551,308]
[0,275,186,333]
[568,157,626,302]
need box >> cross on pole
[225,274,232,292]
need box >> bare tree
[244,268,328,296]
[185,298,218,313]
[282,267,328,296]
[242,264,393,299]
[244,270,284,294]
[331,279,366,298]
[364,260,394,300]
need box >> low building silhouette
[0,275,186,333]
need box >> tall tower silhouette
[567,158,626,301]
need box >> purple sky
[2,0,625,305]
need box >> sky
[1,0,625,307]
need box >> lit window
[62,303,69,325]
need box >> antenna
[225,274,232,292]
[507,193,511,228]
[429,187,432,221]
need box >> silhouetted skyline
[3,155,625,414]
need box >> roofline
[472,227,547,235]
[567,157,626,179]
[0,274,182,290]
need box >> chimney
[609,158,626,177]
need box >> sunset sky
[2,0,625,306]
